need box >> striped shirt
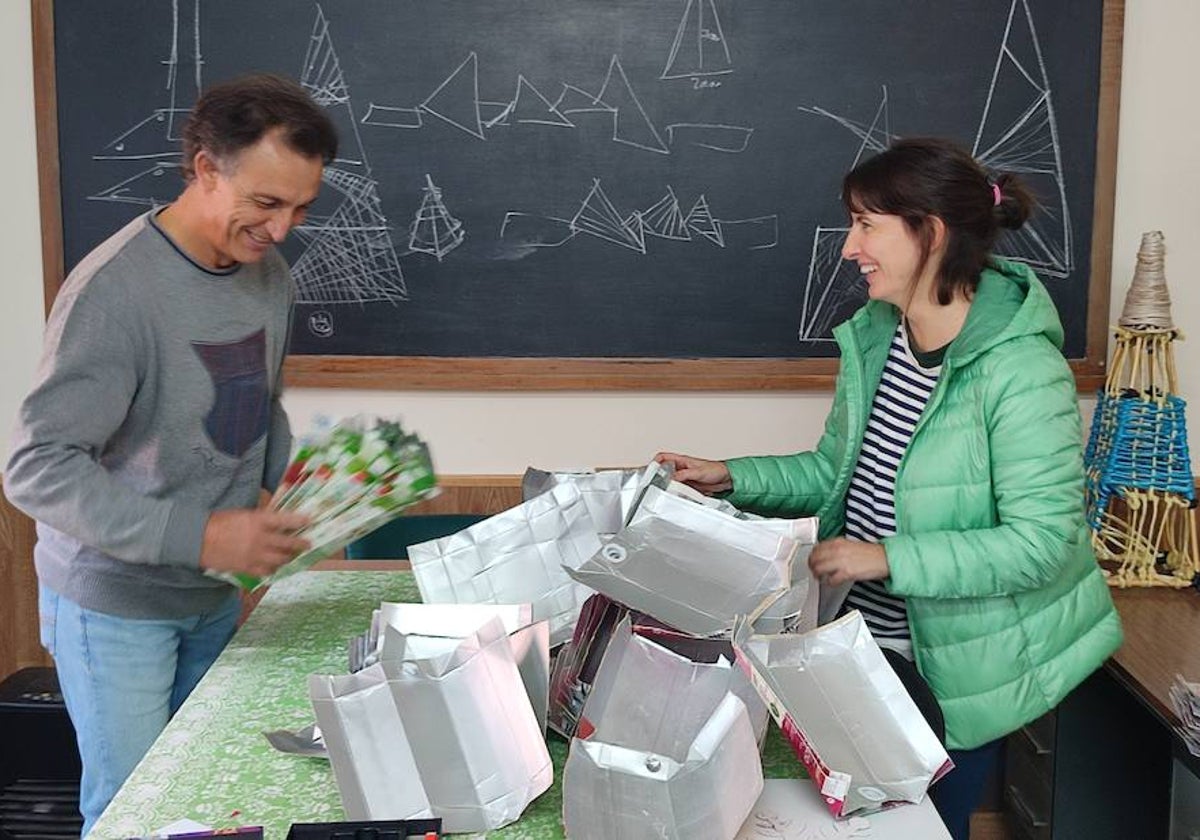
[841,322,943,656]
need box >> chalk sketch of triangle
[661,0,733,79]
[973,0,1072,278]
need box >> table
[1107,587,1200,743]
[90,563,806,839]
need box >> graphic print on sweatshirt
[191,328,269,458]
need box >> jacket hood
[948,257,1064,364]
[844,257,1064,367]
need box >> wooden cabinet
[1004,711,1055,839]
[1004,668,1172,839]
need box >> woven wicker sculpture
[1084,231,1199,587]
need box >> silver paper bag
[522,461,672,536]
[547,593,769,745]
[307,666,433,822]
[408,482,599,645]
[732,612,953,817]
[381,617,553,833]
[363,602,550,734]
[745,516,819,635]
[562,618,763,840]
[563,485,795,637]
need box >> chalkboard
[34,0,1122,389]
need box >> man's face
[196,128,323,268]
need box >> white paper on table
[735,779,951,840]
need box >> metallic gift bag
[745,515,819,635]
[546,593,769,744]
[308,666,433,822]
[521,461,672,536]
[408,482,600,645]
[379,617,553,833]
[562,619,763,840]
[563,485,796,637]
[732,612,953,818]
[350,602,550,734]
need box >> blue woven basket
[1085,391,1194,532]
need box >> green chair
[344,513,488,560]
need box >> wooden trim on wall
[0,480,50,682]
[1081,0,1126,393]
[31,0,63,318]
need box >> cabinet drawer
[1022,710,1057,756]
[1005,781,1052,840]
[1009,718,1055,784]
[1005,736,1052,840]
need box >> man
[4,74,337,834]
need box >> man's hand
[199,509,310,578]
[808,538,890,587]
[654,451,733,496]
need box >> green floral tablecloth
[90,570,804,839]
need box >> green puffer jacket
[726,258,1122,750]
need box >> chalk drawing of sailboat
[661,0,733,80]
[88,0,199,206]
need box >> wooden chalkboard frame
[31,0,1123,391]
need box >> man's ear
[193,151,222,190]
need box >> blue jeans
[930,738,1005,840]
[38,584,240,837]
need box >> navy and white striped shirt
[841,322,943,656]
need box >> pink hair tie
[991,182,1003,207]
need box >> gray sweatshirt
[5,211,294,619]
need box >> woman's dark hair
[841,137,1035,304]
[180,73,338,180]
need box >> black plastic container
[0,667,83,840]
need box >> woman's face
[841,211,926,309]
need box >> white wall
[2,2,1195,474]
[1,2,50,460]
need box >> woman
[657,137,1121,839]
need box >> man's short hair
[179,73,338,180]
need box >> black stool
[0,667,83,840]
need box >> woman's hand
[808,538,890,586]
[654,451,732,496]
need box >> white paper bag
[308,666,433,822]
[745,515,819,635]
[547,593,769,745]
[562,619,763,840]
[362,602,550,734]
[522,461,671,536]
[732,612,953,817]
[381,617,553,832]
[563,485,795,637]
[408,482,599,645]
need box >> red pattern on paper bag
[733,647,847,818]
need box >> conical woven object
[1118,230,1174,330]
[1084,230,1198,588]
